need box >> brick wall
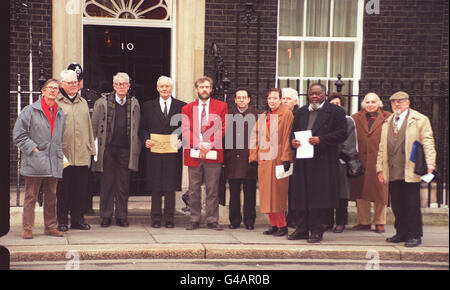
[9,0,53,186]
[360,0,448,98]
[204,0,278,110]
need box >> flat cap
[67,63,83,81]
[390,91,409,101]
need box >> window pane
[304,42,327,77]
[278,41,301,77]
[331,42,354,78]
[306,0,330,37]
[279,0,304,36]
[333,0,358,37]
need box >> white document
[275,163,293,179]
[190,149,218,160]
[294,130,314,159]
[93,138,98,162]
[421,173,434,183]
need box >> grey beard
[310,103,321,110]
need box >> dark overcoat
[224,105,259,180]
[290,102,347,210]
[139,97,186,192]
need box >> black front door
[83,24,171,195]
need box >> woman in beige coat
[249,88,293,237]
[350,92,391,233]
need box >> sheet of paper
[190,149,217,160]
[150,133,179,153]
[93,138,98,162]
[294,130,314,159]
[63,155,70,168]
[275,163,293,179]
[421,173,434,183]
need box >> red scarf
[41,97,57,136]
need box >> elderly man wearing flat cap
[376,91,436,247]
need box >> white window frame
[81,0,177,97]
[276,0,364,112]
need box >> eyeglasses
[45,86,59,91]
[63,81,79,86]
[114,82,130,88]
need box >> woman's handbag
[347,156,365,178]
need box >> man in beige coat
[377,91,436,248]
[56,69,96,232]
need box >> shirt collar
[115,94,126,105]
[160,96,172,105]
[395,108,409,120]
[199,98,211,107]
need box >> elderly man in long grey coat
[91,72,141,228]
[13,78,66,239]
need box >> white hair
[361,92,383,109]
[113,72,130,84]
[282,87,299,104]
[157,75,173,87]
[60,69,78,82]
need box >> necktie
[163,101,168,118]
[49,106,54,119]
[120,99,125,106]
[201,104,207,135]
[393,116,400,137]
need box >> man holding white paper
[181,76,227,231]
[288,83,347,243]
[139,76,186,228]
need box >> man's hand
[292,139,301,149]
[427,165,435,174]
[199,142,212,159]
[33,148,39,152]
[377,172,384,184]
[145,139,155,148]
[174,139,183,149]
[309,136,320,146]
[283,161,291,172]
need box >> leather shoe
[263,226,278,235]
[374,224,385,233]
[165,222,174,228]
[245,225,254,230]
[333,225,345,233]
[405,238,422,248]
[287,230,309,240]
[352,224,371,231]
[101,218,111,227]
[152,221,161,228]
[186,222,200,230]
[228,224,240,229]
[44,228,63,237]
[116,219,129,227]
[386,234,406,243]
[22,229,33,239]
[57,224,68,232]
[307,232,323,243]
[273,226,288,237]
[71,223,91,230]
[207,222,223,231]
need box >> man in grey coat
[91,72,141,227]
[13,79,66,239]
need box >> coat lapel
[311,102,331,134]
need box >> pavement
[2,194,449,264]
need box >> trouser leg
[203,162,222,224]
[242,179,256,227]
[69,166,88,225]
[228,179,243,226]
[373,202,387,225]
[163,191,175,223]
[23,177,42,231]
[56,167,70,225]
[114,148,130,220]
[151,191,163,223]
[100,147,116,219]
[389,180,407,237]
[42,177,58,230]
[188,164,204,223]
